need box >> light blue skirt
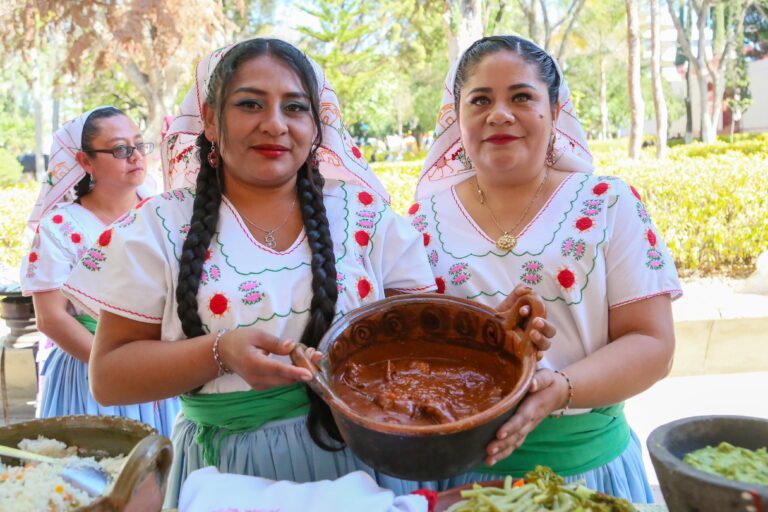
[38,347,180,438]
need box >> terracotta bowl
[0,415,173,512]
[292,292,542,481]
[647,415,768,512]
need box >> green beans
[445,466,637,512]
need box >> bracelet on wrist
[213,328,232,377]
[552,369,574,419]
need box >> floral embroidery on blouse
[520,260,544,286]
[561,237,587,261]
[238,280,265,305]
[208,292,230,318]
[80,228,113,272]
[428,250,439,267]
[357,276,372,300]
[448,262,471,286]
[336,272,347,293]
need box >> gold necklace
[237,197,298,249]
[476,168,550,252]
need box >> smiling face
[78,115,147,191]
[205,55,318,190]
[457,50,558,185]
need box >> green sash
[179,383,311,466]
[74,314,97,335]
[475,403,630,477]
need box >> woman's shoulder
[579,174,639,200]
[38,202,80,229]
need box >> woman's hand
[484,368,570,466]
[218,327,315,390]
[497,285,556,357]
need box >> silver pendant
[263,231,277,249]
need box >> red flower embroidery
[411,489,438,511]
[98,229,113,247]
[352,146,362,159]
[357,191,374,206]
[205,249,213,262]
[136,197,152,209]
[209,293,229,316]
[575,217,593,232]
[28,252,38,263]
[557,268,576,289]
[646,229,657,247]
[52,214,64,224]
[354,230,370,247]
[357,277,372,299]
[592,182,609,195]
[630,185,642,202]
[422,233,431,246]
[408,203,420,215]
[435,277,446,294]
[70,233,82,244]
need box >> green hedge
[1,140,765,277]
[373,139,768,277]
[0,148,23,186]
[0,183,38,269]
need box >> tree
[443,0,485,63]
[625,0,644,158]
[4,1,235,146]
[514,0,586,60]
[667,0,750,143]
[650,0,667,158]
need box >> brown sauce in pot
[331,340,518,425]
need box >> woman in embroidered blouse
[19,106,178,435]
[62,39,452,507]
[409,36,682,502]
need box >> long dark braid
[296,160,343,450]
[174,39,343,449]
[176,134,222,338]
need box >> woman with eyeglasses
[19,106,179,435]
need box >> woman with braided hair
[62,39,443,506]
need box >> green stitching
[203,307,312,331]
[433,174,587,259]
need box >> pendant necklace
[238,198,298,249]
[475,168,549,252]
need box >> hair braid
[176,134,222,338]
[296,161,343,450]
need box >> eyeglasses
[84,142,155,159]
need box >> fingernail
[490,458,497,465]
[534,318,543,327]
[283,339,295,348]
[491,446,499,455]
[499,432,508,440]
[302,372,313,381]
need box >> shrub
[0,148,23,186]
[372,139,768,277]
[0,183,38,270]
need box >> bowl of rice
[0,415,172,511]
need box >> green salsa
[684,442,768,486]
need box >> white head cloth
[161,39,390,202]
[415,37,593,200]
[27,106,156,231]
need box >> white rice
[0,436,126,511]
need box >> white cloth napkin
[178,468,428,512]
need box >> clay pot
[0,415,173,512]
[292,292,542,481]
[647,415,768,512]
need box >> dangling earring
[208,141,219,168]
[88,173,96,190]
[545,133,558,167]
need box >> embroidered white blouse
[63,181,437,393]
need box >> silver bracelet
[212,328,232,377]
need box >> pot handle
[290,343,338,405]
[500,290,547,360]
[107,434,173,511]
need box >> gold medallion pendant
[496,233,517,252]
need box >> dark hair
[175,39,343,451]
[75,106,126,200]
[453,36,561,111]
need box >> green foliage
[0,148,24,186]
[373,138,768,277]
[0,183,38,269]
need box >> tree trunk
[52,96,60,134]
[650,0,668,158]
[684,1,693,143]
[599,50,608,140]
[625,0,644,158]
[444,0,485,64]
